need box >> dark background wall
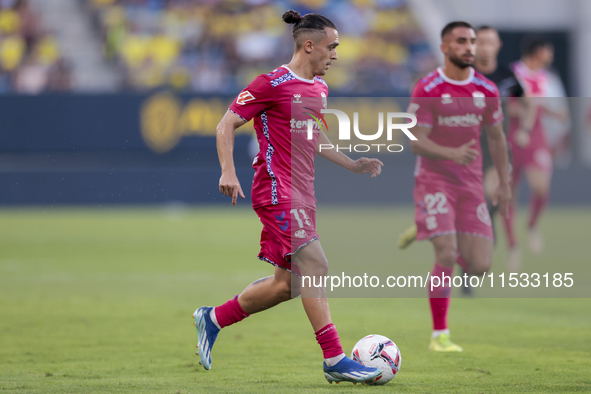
[0,94,589,206]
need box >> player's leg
[398,223,417,250]
[412,180,462,350]
[484,165,500,240]
[294,240,382,384]
[193,265,298,370]
[524,166,551,254]
[237,266,300,314]
[455,185,495,278]
[457,233,494,277]
[293,240,331,331]
[193,207,303,370]
[502,165,522,272]
[427,234,463,352]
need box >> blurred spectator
[14,50,47,93]
[0,0,71,93]
[1,0,437,94]
[86,0,436,95]
[47,58,72,91]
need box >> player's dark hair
[282,10,337,48]
[441,21,474,39]
[521,35,553,57]
[476,25,497,33]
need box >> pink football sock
[315,323,344,359]
[528,193,549,229]
[429,263,453,331]
[214,295,250,329]
[503,202,518,248]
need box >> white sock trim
[210,308,222,330]
[324,353,345,367]
[432,329,450,338]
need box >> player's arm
[216,110,248,206]
[484,122,512,216]
[543,105,570,122]
[511,95,537,148]
[316,130,383,177]
[409,126,479,165]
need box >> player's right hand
[219,172,245,206]
[452,140,479,166]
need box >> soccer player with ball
[193,10,384,384]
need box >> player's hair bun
[282,10,301,25]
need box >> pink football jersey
[408,67,503,186]
[229,66,329,210]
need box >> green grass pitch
[0,206,590,393]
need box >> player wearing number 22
[193,10,385,385]
[408,22,511,351]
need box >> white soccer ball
[350,334,401,385]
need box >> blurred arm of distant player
[544,106,570,121]
[216,110,248,206]
[507,96,536,147]
[316,131,384,177]
[484,122,512,216]
[409,126,480,165]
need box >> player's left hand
[351,157,384,178]
[492,182,512,218]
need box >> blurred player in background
[194,10,384,385]
[475,26,527,217]
[407,22,511,351]
[474,27,535,272]
[503,36,569,270]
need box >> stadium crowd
[85,0,437,94]
[0,0,71,93]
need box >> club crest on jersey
[477,203,492,226]
[321,91,327,108]
[292,94,302,104]
[473,91,486,109]
[441,93,453,105]
[236,91,255,105]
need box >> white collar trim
[282,65,315,83]
[437,67,474,85]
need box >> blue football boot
[193,306,220,370]
[323,356,383,384]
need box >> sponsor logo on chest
[438,113,482,127]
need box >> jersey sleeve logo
[236,90,256,105]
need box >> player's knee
[531,186,549,199]
[468,258,492,277]
[289,277,302,298]
[435,245,457,267]
[297,255,329,277]
[275,277,296,301]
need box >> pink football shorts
[255,205,318,277]
[414,178,494,242]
